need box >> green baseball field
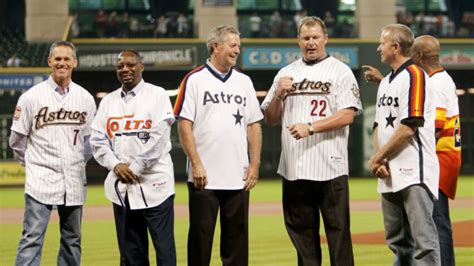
[1,177,473,265]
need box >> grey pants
[382,185,440,266]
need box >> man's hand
[368,155,390,178]
[275,76,293,99]
[114,163,137,184]
[288,123,311,140]
[362,65,383,84]
[375,163,390,179]
[243,163,259,191]
[192,162,208,190]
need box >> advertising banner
[242,47,358,69]
[77,46,198,70]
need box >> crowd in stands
[71,9,355,39]
[72,10,193,38]
[71,9,474,39]
[396,9,474,38]
[0,29,49,67]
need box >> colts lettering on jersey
[35,106,87,129]
[203,91,247,106]
[106,115,152,139]
[377,93,399,108]
[289,78,332,95]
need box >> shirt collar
[206,59,231,78]
[302,54,330,66]
[205,59,233,82]
[47,76,70,95]
[389,59,413,83]
[121,79,144,99]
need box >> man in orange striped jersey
[412,35,461,266]
[368,24,441,265]
[364,35,461,266]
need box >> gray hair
[298,16,327,35]
[48,41,77,58]
[381,24,414,57]
[206,25,240,55]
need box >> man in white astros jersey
[261,16,362,266]
[368,25,440,265]
[174,25,263,266]
[90,50,176,265]
[9,41,96,265]
[364,35,461,266]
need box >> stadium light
[456,89,465,96]
[467,88,474,94]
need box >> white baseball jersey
[431,68,461,199]
[174,63,263,190]
[10,76,96,206]
[90,80,175,210]
[375,60,439,198]
[261,57,362,181]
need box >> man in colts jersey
[90,50,176,265]
[9,41,96,265]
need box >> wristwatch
[307,122,315,135]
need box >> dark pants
[113,195,176,266]
[433,189,455,266]
[187,183,249,266]
[282,176,354,266]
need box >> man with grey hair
[9,40,96,265]
[261,16,361,265]
[174,25,263,266]
[368,24,440,265]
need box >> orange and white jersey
[431,68,461,199]
[375,60,439,198]
[91,80,175,210]
[173,63,263,190]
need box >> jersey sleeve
[90,96,108,134]
[246,78,264,124]
[10,93,32,135]
[156,90,175,125]
[335,68,363,114]
[400,65,426,127]
[260,70,281,111]
[373,83,382,129]
[173,74,196,122]
[433,82,448,132]
[84,95,98,137]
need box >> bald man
[91,50,177,265]
[364,35,461,266]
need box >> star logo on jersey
[233,109,243,125]
[385,112,396,128]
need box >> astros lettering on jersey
[261,56,363,181]
[375,60,439,198]
[174,63,263,190]
[11,77,96,206]
[431,68,461,199]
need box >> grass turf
[1,177,473,265]
[1,176,473,208]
